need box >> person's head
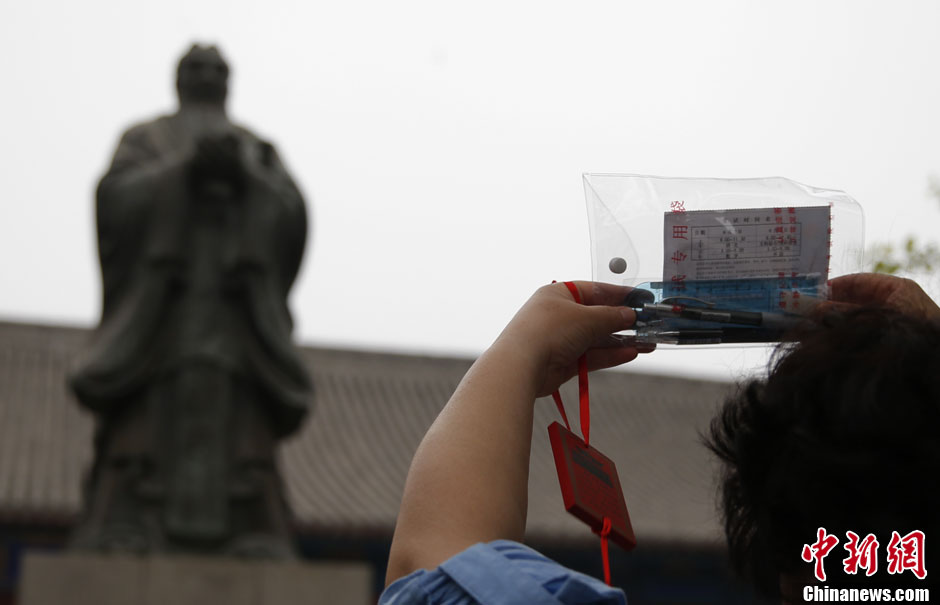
[706,307,940,602]
[176,44,229,108]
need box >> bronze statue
[69,44,312,557]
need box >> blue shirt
[380,540,627,605]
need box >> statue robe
[70,107,311,551]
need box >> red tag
[548,421,637,551]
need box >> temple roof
[0,320,734,548]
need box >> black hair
[706,308,940,599]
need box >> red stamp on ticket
[548,421,636,551]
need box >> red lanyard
[550,281,612,585]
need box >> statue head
[176,44,229,108]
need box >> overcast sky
[2,1,939,381]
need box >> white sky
[2,0,939,381]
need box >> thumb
[584,305,636,340]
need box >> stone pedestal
[18,552,373,605]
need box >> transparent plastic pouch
[583,174,865,345]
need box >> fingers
[827,273,940,320]
[547,281,642,348]
[584,341,655,371]
[562,281,635,307]
[541,340,653,394]
[828,273,899,306]
[585,304,637,340]
[594,333,636,348]
[540,344,649,396]
[584,347,640,372]
[809,300,856,318]
[589,333,658,356]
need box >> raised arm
[385,281,650,585]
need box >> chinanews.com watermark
[800,528,929,602]
[802,586,929,602]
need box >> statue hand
[191,133,244,185]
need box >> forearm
[383,282,641,586]
[385,338,541,585]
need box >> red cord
[558,282,591,447]
[551,391,571,431]
[550,281,573,432]
[600,517,612,585]
[577,355,589,447]
[552,281,610,584]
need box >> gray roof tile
[0,321,734,546]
